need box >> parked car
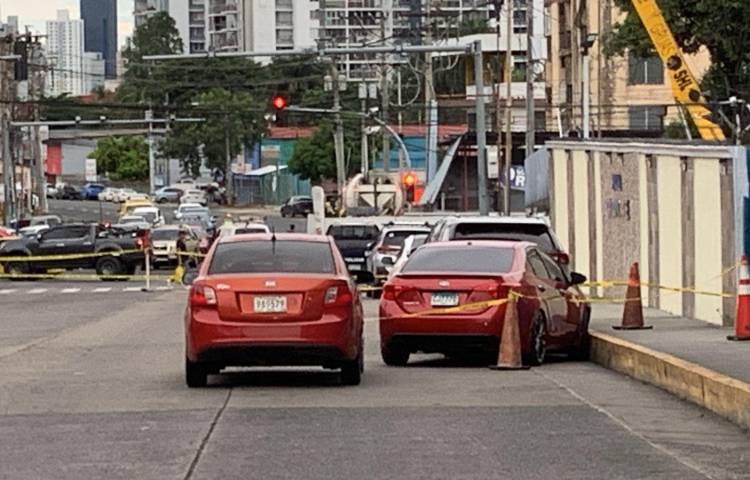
[379,241,590,367]
[180,189,208,206]
[0,223,146,278]
[54,184,82,200]
[17,225,50,238]
[113,188,136,203]
[326,222,380,283]
[28,215,63,228]
[0,226,14,238]
[389,233,429,278]
[280,196,313,217]
[366,224,432,283]
[46,184,59,198]
[426,216,570,267]
[150,225,200,268]
[119,199,155,216]
[217,222,270,238]
[183,233,364,387]
[174,203,207,221]
[131,206,165,227]
[117,215,152,231]
[81,183,106,201]
[153,186,184,204]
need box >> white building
[134,0,208,54]
[45,10,85,96]
[82,52,106,93]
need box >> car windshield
[402,247,515,274]
[209,240,335,275]
[133,211,156,223]
[121,217,145,224]
[151,229,180,241]
[234,227,268,234]
[450,223,555,251]
[327,225,379,240]
[382,230,429,247]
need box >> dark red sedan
[379,241,590,366]
[184,233,364,387]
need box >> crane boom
[631,0,725,141]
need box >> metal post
[525,0,536,163]
[332,66,346,202]
[146,109,155,194]
[224,115,234,206]
[582,53,591,139]
[503,0,513,215]
[2,115,13,225]
[361,94,369,176]
[473,40,489,216]
[143,249,151,292]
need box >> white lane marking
[0,289,17,295]
[154,286,174,291]
[123,287,143,292]
[92,287,112,293]
[28,288,48,294]
[61,288,81,294]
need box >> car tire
[341,341,363,386]
[95,256,123,280]
[569,309,591,361]
[3,260,30,279]
[523,312,548,367]
[381,344,409,367]
[158,197,168,204]
[185,357,208,388]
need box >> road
[47,199,307,232]
[0,285,748,479]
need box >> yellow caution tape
[0,249,143,262]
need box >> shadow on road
[207,369,344,388]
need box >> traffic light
[402,171,417,203]
[271,95,287,111]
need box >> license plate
[348,264,362,271]
[431,292,459,307]
[254,296,287,313]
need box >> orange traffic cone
[489,294,530,370]
[613,262,652,330]
[728,256,750,341]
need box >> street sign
[85,158,97,181]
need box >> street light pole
[473,40,489,216]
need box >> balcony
[210,0,239,15]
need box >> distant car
[114,188,138,203]
[17,225,50,238]
[183,233,364,387]
[389,233,429,278]
[217,222,271,238]
[0,226,14,238]
[46,184,59,198]
[280,196,313,217]
[55,184,82,200]
[81,183,106,201]
[150,225,200,268]
[28,215,63,228]
[117,215,151,231]
[98,187,120,202]
[180,189,208,207]
[366,224,432,282]
[131,206,165,227]
[174,203,207,220]
[379,241,591,367]
[153,187,184,204]
[119,199,155,217]
[326,223,380,283]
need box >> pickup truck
[0,223,146,279]
[326,223,380,283]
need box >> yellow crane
[631,0,726,140]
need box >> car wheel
[569,309,591,361]
[381,344,409,366]
[185,357,208,388]
[158,197,168,204]
[523,312,548,366]
[280,211,286,218]
[341,340,363,386]
[4,261,30,279]
[95,256,123,280]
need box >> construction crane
[631,0,726,141]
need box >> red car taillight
[377,245,400,253]
[190,284,217,307]
[324,281,353,306]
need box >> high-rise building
[45,10,86,96]
[80,0,117,79]
[134,0,208,54]
[82,51,106,93]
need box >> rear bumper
[186,308,358,366]
[386,333,499,355]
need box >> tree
[89,136,149,181]
[288,123,337,183]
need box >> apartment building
[544,0,710,133]
[134,0,208,54]
[45,10,86,96]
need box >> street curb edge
[590,330,750,431]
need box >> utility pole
[30,39,47,214]
[503,0,513,215]
[359,83,369,177]
[146,109,156,195]
[424,0,438,183]
[473,40,489,216]
[525,0,535,162]
[2,114,14,225]
[495,0,503,213]
[380,10,391,174]
[224,114,234,206]
[331,64,346,200]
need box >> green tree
[89,136,149,181]
[288,123,337,183]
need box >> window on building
[628,55,664,85]
[628,106,666,130]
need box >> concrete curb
[590,331,750,431]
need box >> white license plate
[254,296,287,313]
[348,264,362,271]
[431,292,459,307]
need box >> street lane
[0,293,748,479]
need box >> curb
[590,331,750,431]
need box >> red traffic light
[402,172,417,187]
[272,95,287,110]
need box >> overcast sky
[0,0,134,47]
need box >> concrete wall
[548,140,745,326]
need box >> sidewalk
[589,304,750,430]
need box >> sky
[0,0,134,47]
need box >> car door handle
[537,284,547,292]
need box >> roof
[422,240,534,250]
[247,165,288,177]
[382,225,432,232]
[219,233,330,244]
[441,215,550,226]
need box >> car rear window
[450,223,555,250]
[382,230,429,247]
[209,240,335,275]
[402,247,515,274]
[151,229,180,241]
[234,228,268,234]
[327,225,379,240]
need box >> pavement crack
[184,388,233,480]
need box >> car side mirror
[382,256,394,266]
[570,272,587,286]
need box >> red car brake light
[190,284,217,307]
[377,245,400,253]
[324,281,353,306]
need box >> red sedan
[184,233,364,387]
[379,241,590,366]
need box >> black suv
[280,196,313,217]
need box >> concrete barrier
[591,331,750,430]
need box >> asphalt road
[0,287,748,479]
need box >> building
[82,52,106,93]
[134,0,208,54]
[207,0,317,54]
[544,0,710,134]
[0,15,18,35]
[45,10,85,97]
[80,0,117,78]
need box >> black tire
[95,256,123,280]
[381,344,409,367]
[185,357,208,388]
[3,260,30,279]
[523,312,548,366]
[341,341,364,386]
[569,310,591,361]
[157,197,168,204]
